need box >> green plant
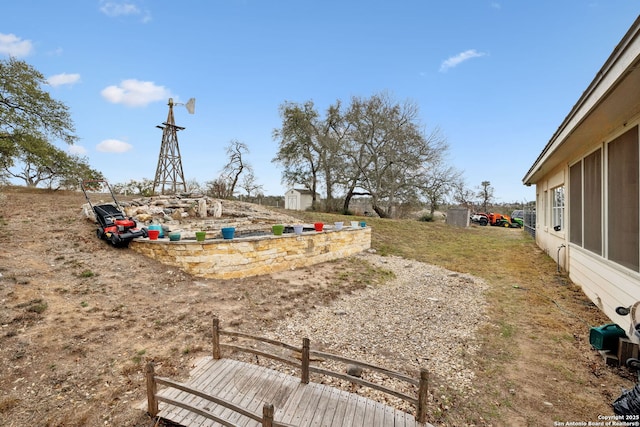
[16,298,48,314]
[418,213,434,222]
[79,270,94,278]
[132,349,146,364]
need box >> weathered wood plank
[383,404,398,427]
[361,399,377,427]
[277,382,321,425]
[371,400,388,426]
[154,357,430,427]
[229,368,296,427]
[164,358,237,425]
[328,388,351,427]
[346,393,368,427]
[158,357,225,423]
[300,386,333,426]
[198,361,267,426]
[339,393,357,427]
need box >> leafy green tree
[272,101,323,209]
[0,133,102,189]
[273,93,453,218]
[55,155,104,191]
[345,93,447,218]
[112,179,154,196]
[273,100,350,212]
[0,58,77,170]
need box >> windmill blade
[185,98,196,114]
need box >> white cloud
[48,47,64,57]
[100,1,139,17]
[68,145,88,155]
[99,1,152,22]
[439,49,487,72]
[96,139,133,153]
[48,73,81,87]
[0,33,33,57]
[101,79,170,107]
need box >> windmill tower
[152,97,195,195]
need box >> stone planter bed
[129,224,372,279]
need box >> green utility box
[589,323,627,351]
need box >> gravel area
[260,251,489,414]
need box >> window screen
[584,149,602,255]
[607,126,639,271]
[569,161,582,245]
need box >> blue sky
[1,1,638,203]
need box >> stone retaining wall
[129,227,372,279]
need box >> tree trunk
[372,203,389,218]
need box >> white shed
[284,188,316,211]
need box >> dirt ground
[0,188,637,427]
[0,189,395,427]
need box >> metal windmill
[152,97,195,195]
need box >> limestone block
[198,199,207,218]
[209,200,222,218]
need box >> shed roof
[523,15,640,185]
[288,188,316,195]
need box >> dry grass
[290,211,634,425]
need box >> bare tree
[419,160,462,215]
[219,140,253,199]
[186,179,203,194]
[239,170,263,198]
[451,179,475,210]
[205,178,229,199]
[345,93,447,218]
[478,181,494,212]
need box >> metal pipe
[557,244,566,272]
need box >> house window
[607,126,639,271]
[569,149,603,254]
[551,186,564,232]
[569,162,582,245]
[543,190,548,227]
[583,149,602,255]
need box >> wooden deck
[153,356,433,427]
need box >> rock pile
[82,194,303,237]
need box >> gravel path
[264,251,489,412]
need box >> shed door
[287,195,298,210]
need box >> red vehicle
[81,180,147,247]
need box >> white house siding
[569,246,640,338]
[523,17,640,338]
[533,167,568,268]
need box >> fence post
[301,337,310,384]
[213,316,221,359]
[416,368,429,423]
[146,362,158,417]
[262,403,274,427]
